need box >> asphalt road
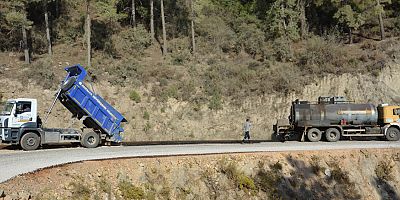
[0,140,400,183]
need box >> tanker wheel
[325,128,340,142]
[386,127,400,141]
[81,132,100,148]
[307,128,322,142]
[20,132,40,151]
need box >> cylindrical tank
[290,101,378,126]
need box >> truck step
[342,134,384,137]
[343,129,366,132]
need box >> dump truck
[274,96,400,142]
[0,64,127,150]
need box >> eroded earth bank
[0,148,399,200]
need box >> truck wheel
[325,128,340,142]
[307,128,322,142]
[61,76,77,91]
[20,132,40,151]
[81,132,100,148]
[386,127,400,141]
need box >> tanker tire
[307,128,322,142]
[61,76,77,91]
[81,132,100,148]
[20,132,40,151]
[386,127,400,141]
[325,128,340,142]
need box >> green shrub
[35,188,58,200]
[118,180,145,200]
[143,111,150,120]
[394,16,400,35]
[272,37,294,62]
[156,84,178,102]
[255,168,281,199]
[143,122,152,133]
[23,58,56,90]
[329,161,351,185]
[237,23,265,57]
[104,59,142,86]
[129,90,141,103]
[310,156,324,175]
[160,107,166,113]
[375,160,394,182]
[197,16,238,53]
[31,27,48,54]
[220,160,257,193]
[97,176,112,196]
[169,37,192,65]
[270,162,283,171]
[208,93,223,110]
[177,80,195,102]
[69,178,91,200]
[111,25,152,57]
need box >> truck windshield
[1,102,14,115]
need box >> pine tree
[150,0,155,41]
[86,0,91,67]
[4,0,32,63]
[43,0,52,55]
[161,0,167,55]
[131,0,136,27]
[189,0,196,53]
[333,4,364,44]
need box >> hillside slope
[0,39,400,141]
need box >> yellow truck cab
[377,104,400,141]
[378,104,400,125]
[378,105,400,124]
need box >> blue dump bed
[58,65,127,142]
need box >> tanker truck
[274,96,400,142]
[0,64,127,150]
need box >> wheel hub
[87,136,95,145]
[312,132,317,138]
[27,137,36,146]
[389,131,396,138]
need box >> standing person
[242,118,252,143]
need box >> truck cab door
[10,101,34,128]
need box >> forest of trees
[1,0,399,64]
[0,0,400,106]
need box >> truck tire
[307,128,322,142]
[81,131,100,148]
[386,127,400,141]
[325,128,340,142]
[20,132,40,151]
[61,76,77,91]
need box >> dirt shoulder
[0,148,399,200]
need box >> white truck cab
[0,97,84,150]
[0,98,38,141]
